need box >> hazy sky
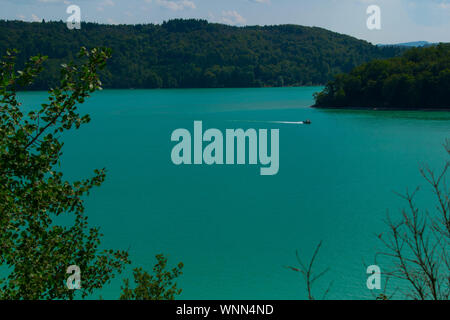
[1,0,449,44]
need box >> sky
[0,0,449,44]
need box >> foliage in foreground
[376,140,449,300]
[120,254,184,300]
[0,48,183,300]
[314,44,450,109]
[290,141,449,300]
[0,46,131,299]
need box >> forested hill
[0,19,404,89]
[313,43,450,109]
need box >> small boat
[303,120,312,125]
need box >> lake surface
[19,87,450,299]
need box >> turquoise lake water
[18,87,450,299]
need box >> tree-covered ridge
[314,43,450,109]
[0,19,404,89]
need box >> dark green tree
[314,44,450,109]
[0,47,130,299]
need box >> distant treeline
[0,19,404,89]
[313,43,450,109]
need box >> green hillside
[0,19,404,89]
[314,43,450,109]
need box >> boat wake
[269,121,305,125]
[226,120,306,125]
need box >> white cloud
[107,18,118,25]
[221,10,246,25]
[31,13,41,22]
[37,0,70,3]
[97,0,115,13]
[155,0,196,11]
[36,0,70,4]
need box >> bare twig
[286,241,333,300]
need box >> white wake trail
[226,120,305,125]
[269,121,305,125]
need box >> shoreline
[311,105,450,111]
[16,85,325,92]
